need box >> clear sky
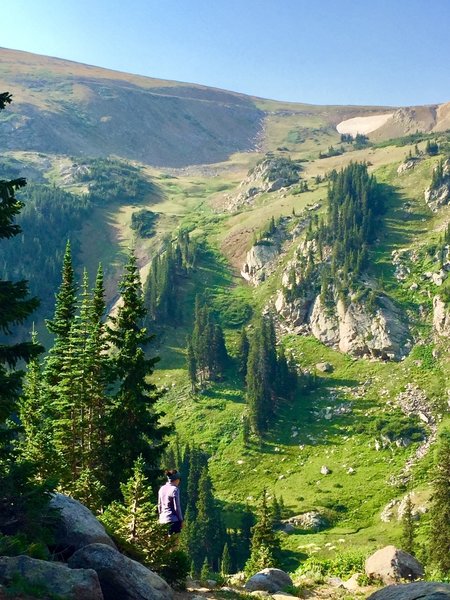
[1,0,449,106]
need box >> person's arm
[173,487,183,522]
[157,488,162,516]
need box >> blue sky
[1,0,449,106]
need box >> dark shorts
[169,521,182,534]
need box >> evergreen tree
[101,457,173,570]
[401,493,415,556]
[186,336,197,392]
[0,91,48,537]
[429,429,450,574]
[238,328,250,378]
[195,466,224,571]
[44,240,77,385]
[17,330,55,479]
[221,542,231,576]
[200,556,210,581]
[105,249,167,500]
[245,489,281,576]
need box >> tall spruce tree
[44,240,77,383]
[106,248,167,500]
[195,466,224,571]
[18,330,55,479]
[245,489,281,576]
[429,429,450,574]
[0,91,47,534]
[100,456,173,571]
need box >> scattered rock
[365,545,424,584]
[245,568,293,593]
[0,555,103,600]
[320,465,331,475]
[343,573,363,591]
[68,543,173,600]
[282,511,328,532]
[50,493,116,555]
[316,362,333,373]
[367,581,450,600]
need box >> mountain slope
[1,47,450,574]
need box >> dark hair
[165,469,180,482]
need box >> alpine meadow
[1,45,450,600]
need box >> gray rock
[0,555,103,600]
[68,543,173,600]
[283,511,328,531]
[367,581,450,600]
[433,296,450,337]
[244,568,293,593]
[50,493,116,555]
[365,545,424,584]
[316,362,333,373]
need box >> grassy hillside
[1,49,450,576]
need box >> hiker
[158,469,183,534]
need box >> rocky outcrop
[279,291,410,360]
[397,157,421,174]
[50,493,116,555]
[367,581,450,600]
[68,543,173,600]
[425,159,450,211]
[225,156,301,212]
[244,568,293,593]
[433,295,450,337]
[0,555,103,600]
[282,511,328,532]
[242,242,281,285]
[365,546,424,584]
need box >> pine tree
[0,91,48,535]
[186,336,197,392]
[44,240,77,384]
[238,328,249,378]
[101,457,173,570]
[196,466,224,571]
[221,542,231,576]
[200,556,210,582]
[429,429,450,574]
[106,249,167,500]
[17,330,55,479]
[401,493,415,556]
[245,490,281,576]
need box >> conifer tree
[401,493,415,556]
[0,91,48,533]
[44,240,77,385]
[238,328,249,378]
[221,542,231,576]
[245,489,281,576]
[200,556,210,581]
[195,466,224,571]
[101,457,172,570]
[18,330,55,479]
[106,249,167,500]
[429,429,450,574]
[186,337,197,392]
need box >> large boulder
[68,543,173,600]
[433,295,450,337]
[50,493,116,555]
[365,546,424,584]
[244,568,293,593]
[367,581,450,600]
[0,555,103,600]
